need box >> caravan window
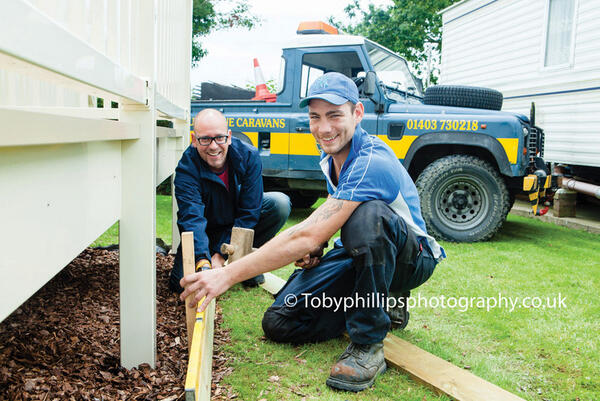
[544,0,576,67]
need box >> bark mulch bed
[0,248,237,400]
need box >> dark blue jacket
[174,137,263,264]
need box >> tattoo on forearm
[286,199,344,237]
[311,199,344,222]
[286,221,306,236]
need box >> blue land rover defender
[191,22,550,242]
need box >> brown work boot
[326,342,386,392]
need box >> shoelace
[342,343,370,359]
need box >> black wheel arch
[231,131,254,146]
[402,132,513,178]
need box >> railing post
[171,0,193,257]
[119,0,157,368]
[171,125,188,255]
[171,172,181,254]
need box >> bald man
[169,109,291,292]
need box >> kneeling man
[180,73,445,392]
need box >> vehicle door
[289,47,375,174]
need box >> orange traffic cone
[251,58,277,102]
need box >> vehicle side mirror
[363,71,377,97]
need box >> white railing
[0,0,192,369]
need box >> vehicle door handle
[295,126,310,132]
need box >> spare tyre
[424,85,503,111]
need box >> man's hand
[180,267,233,312]
[199,198,360,296]
[295,242,327,269]
[211,252,226,269]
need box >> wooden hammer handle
[220,243,235,256]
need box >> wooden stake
[181,231,196,354]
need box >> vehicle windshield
[365,40,422,100]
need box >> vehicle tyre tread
[416,155,509,242]
[423,85,503,111]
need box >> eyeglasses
[195,134,228,146]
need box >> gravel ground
[0,249,236,400]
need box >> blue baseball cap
[299,72,359,108]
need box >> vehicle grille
[527,126,544,163]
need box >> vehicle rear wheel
[416,155,509,242]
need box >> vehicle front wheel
[416,155,509,242]
[503,191,517,220]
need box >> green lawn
[91,195,173,247]
[96,196,600,400]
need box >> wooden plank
[184,307,204,401]
[182,229,215,401]
[383,335,524,401]
[260,272,287,295]
[257,273,524,401]
[184,299,215,401]
[181,232,196,354]
[185,226,257,401]
[197,300,215,401]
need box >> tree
[192,0,260,66]
[245,79,278,94]
[332,0,453,85]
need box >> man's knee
[341,200,397,250]
[263,192,291,224]
[169,249,184,293]
[262,306,301,343]
[262,306,345,344]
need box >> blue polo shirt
[319,125,446,260]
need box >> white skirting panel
[0,141,122,322]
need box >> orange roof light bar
[297,21,339,35]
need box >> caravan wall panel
[441,0,600,167]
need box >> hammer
[221,227,286,294]
[220,227,255,263]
